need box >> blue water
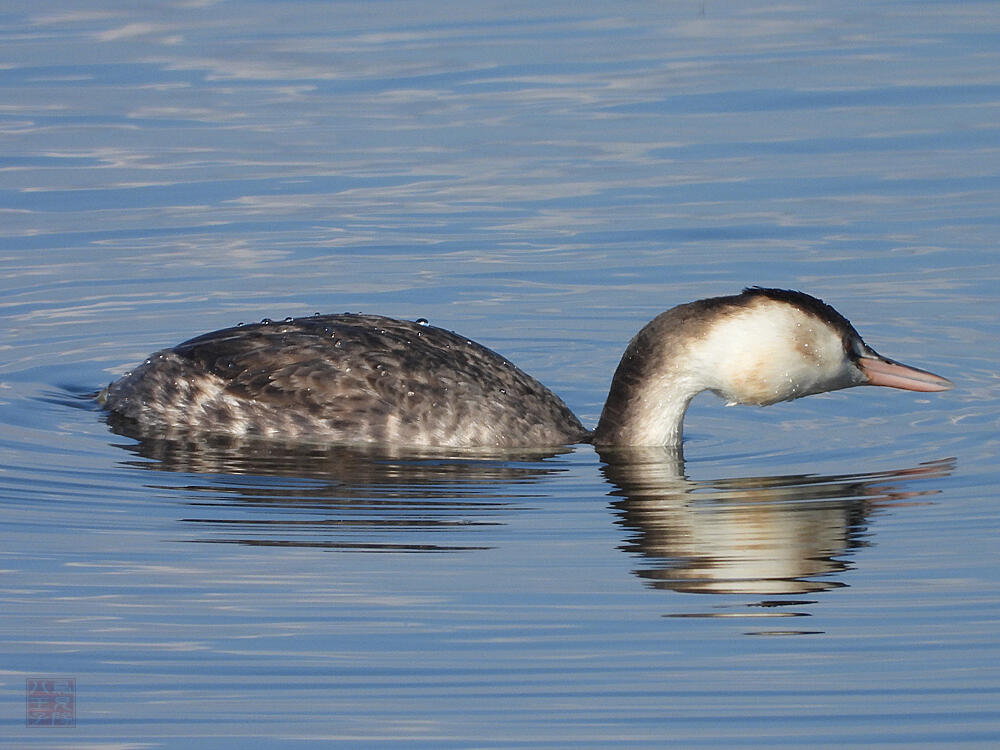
[1,1,998,747]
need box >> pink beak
[857,356,953,392]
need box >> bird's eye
[844,336,868,359]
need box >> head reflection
[599,448,953,596]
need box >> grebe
[101,288,952,448]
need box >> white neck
[593,378,700,446]
[592,308,708,446]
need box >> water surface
[1,1,998,747]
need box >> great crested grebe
[101,288,952,448]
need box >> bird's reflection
[599,447,954,598]
[107,414,954,602]
[107,416,572,552]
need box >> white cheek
[779,345,842,398]
[792,326,860,394]
[695,308,854,405]
[692,314,787,403]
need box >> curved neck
[592,365,700,447]
[592,307,709,447]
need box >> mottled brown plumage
[102,314,587,447]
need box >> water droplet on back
[416,318,429,326]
